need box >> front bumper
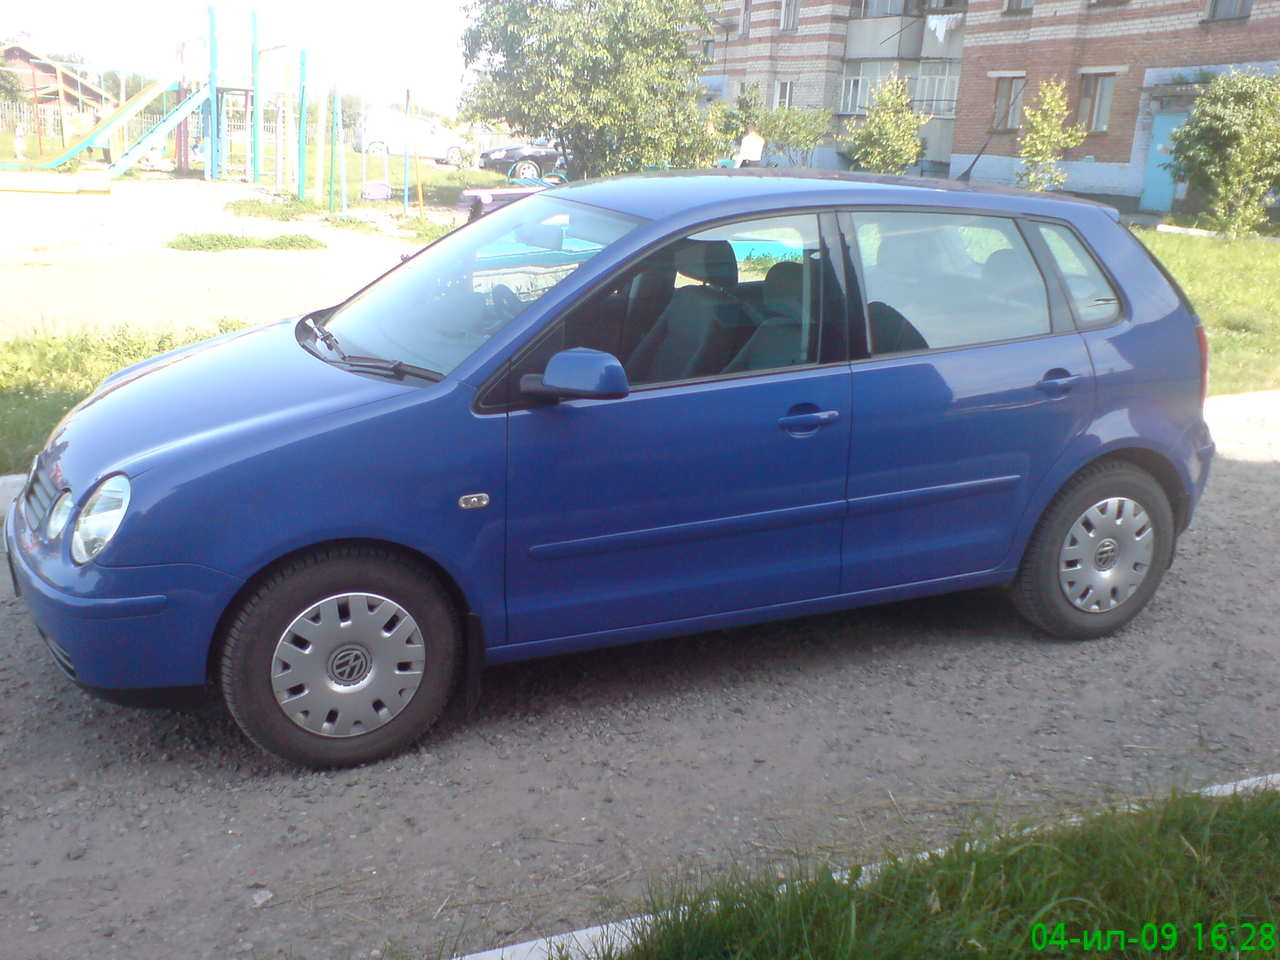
[5,496,243,691]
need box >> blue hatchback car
[6,171,1214,767]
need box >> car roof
[552,168,1120,224]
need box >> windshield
[324,194,643,376]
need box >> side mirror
[520,348,630,402]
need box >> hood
[36,319,414,495]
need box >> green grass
[224,197,323,221]
[0,322,244,474]
[167,232,325,251]
[401,216,455,244]
[1135,228,1280,395]
[602,789,1280,960]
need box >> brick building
[701,1,967,171]
[949,0,1280,211]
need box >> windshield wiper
[301,315,441,382]
[332,354,442,382]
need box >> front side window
[1207,0,1251,18]
[1034,223,1121,328]
[506,214,842,398]
[993,75,1025,130]
[1078,73,1116,132]
[324,195,642,377]
[852,211,1051,354]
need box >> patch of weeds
[225,197,322,221]
[402,218,455,244]
[168,232,325,251]
[324,214,378,233]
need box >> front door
[502,212,852,647]
[1140,112,1188,214]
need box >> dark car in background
[479,138,567,179]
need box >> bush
[841,74,927,175]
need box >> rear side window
[852,211,1051,355]
[1034,223,1121,329]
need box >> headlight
[488,149,506,159]
[71,474,131,564]
[46,491,74,538]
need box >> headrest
[982,247,1023,283]
[763,260,804,318]
[874,233,918,275]
[673,239,738,290]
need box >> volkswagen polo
[5,171,1215,767]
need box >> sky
[5,0,472,114]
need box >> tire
[1010,461,1173,640]
[219,545,459,768]
[511,158,541,180]
[445,146,464,167]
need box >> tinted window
[1035,222,1121,328]
[517,214,840,394]
[853,211,1051,355]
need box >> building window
[779,0,800,30]
[916,61,960,118]
[1206,0,1251,19]
[740,0,752,37]
[841,61,903,114]
[702,38,716,62]
[1006,0,1034,10]
[855,0,923,16]
[1078,73,1116,132]
[993,75,1025,130]
[775,80,796,108]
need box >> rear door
[839,209,1095,591]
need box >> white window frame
[915,61,959,118]
[779,0,800,30]
[775,79,796,108]
[1207,0,1251,19]
[740,0,752,37]
[1077,72,1116,132]
[841,60,905,115]
[991,74,1026,131]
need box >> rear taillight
[1196,325,1209,406]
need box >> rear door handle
[1036,370,1084,397]
[778,409,840,431]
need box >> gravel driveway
[2,394,1277,960]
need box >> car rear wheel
[220,545,458,767]
[1011,461,1173,639]
[511,159,541,179]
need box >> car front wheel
[511,159,541,179]
[220,545,459,767]
[1011,461,1173,639]
[445,146,464,167]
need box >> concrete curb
[450,773,1280,960]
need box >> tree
[463,0,717,179]
[1016,78,1086,192]
[758,105,833,168]
[841,73,927,175]
[1168,71,1280,239]
[0,69,23,104]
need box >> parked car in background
[354,112,466,166]
[6,171,1214,768]
[479,138,567,179]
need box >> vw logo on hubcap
[327,645,372,686]
[1094,538,1120,572]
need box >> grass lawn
[167,232,325,251]
[1134,229,1280,396]
[0,323,242,475]
[604,789,1280,959]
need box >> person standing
[737,123,764,168]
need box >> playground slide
[108,86,210,178]
[1,80,177,170]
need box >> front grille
[40,629,77,679]
[24,460,57,531]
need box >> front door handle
[778,409,840,432]
[1036,370,1084,397]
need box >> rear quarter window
[1034,222,1121,329]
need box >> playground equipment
[1,6,458,205]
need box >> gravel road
[2,394,1277,960]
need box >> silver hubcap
[271,593,426,738]
[1058,497,1155,613]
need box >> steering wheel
[489,283,523,320]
